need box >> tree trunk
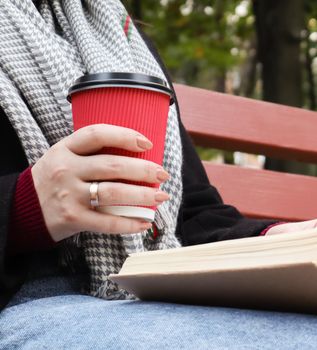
[305,37,316,111]
[253,0,314,174]
[214,0,227,93]
[131,0,142,20]
[239,36,258,97]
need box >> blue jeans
[1,273,317,350]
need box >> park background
[124,0,317,175]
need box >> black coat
[0,30,276,311]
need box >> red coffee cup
[68,72,174,222]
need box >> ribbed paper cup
[68,72,174,222]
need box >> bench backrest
[175,83,317,222]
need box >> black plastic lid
[68,72,174,104]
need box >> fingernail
[157,168,170,182]
[136,136,153,150]
[140,222,152,230]
[155,190,170,203]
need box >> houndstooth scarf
[0,0,183,299]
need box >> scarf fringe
[93,278,137,300]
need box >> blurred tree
[130,0,142,20]
[125,0,253,91]
[305,0,317,110]
[124,0,317,170]
[253,0,310,174]
[254,0,303,107]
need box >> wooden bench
[175,83,317,222]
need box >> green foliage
[194,146,220,161]
[124,0,317,169]
[124,0,255,162]
[125,0,317,103]
[125,0,254,90]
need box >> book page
[130,228,317,258]
[119,228,317,275]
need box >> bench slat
[175,84,317,163]
[203,162,317,222]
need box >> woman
[1,1,317,348]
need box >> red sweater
[7,167,55,255]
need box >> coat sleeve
[0,109,29,309]
[175,120,278,246]
[0,173,28,308]
[136,26,278,246]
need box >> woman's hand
[31,124,170,243]
[265,219,317,236]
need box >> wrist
[260,222,287,236]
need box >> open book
[110,229,317,312]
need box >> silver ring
[89,182,100,209]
